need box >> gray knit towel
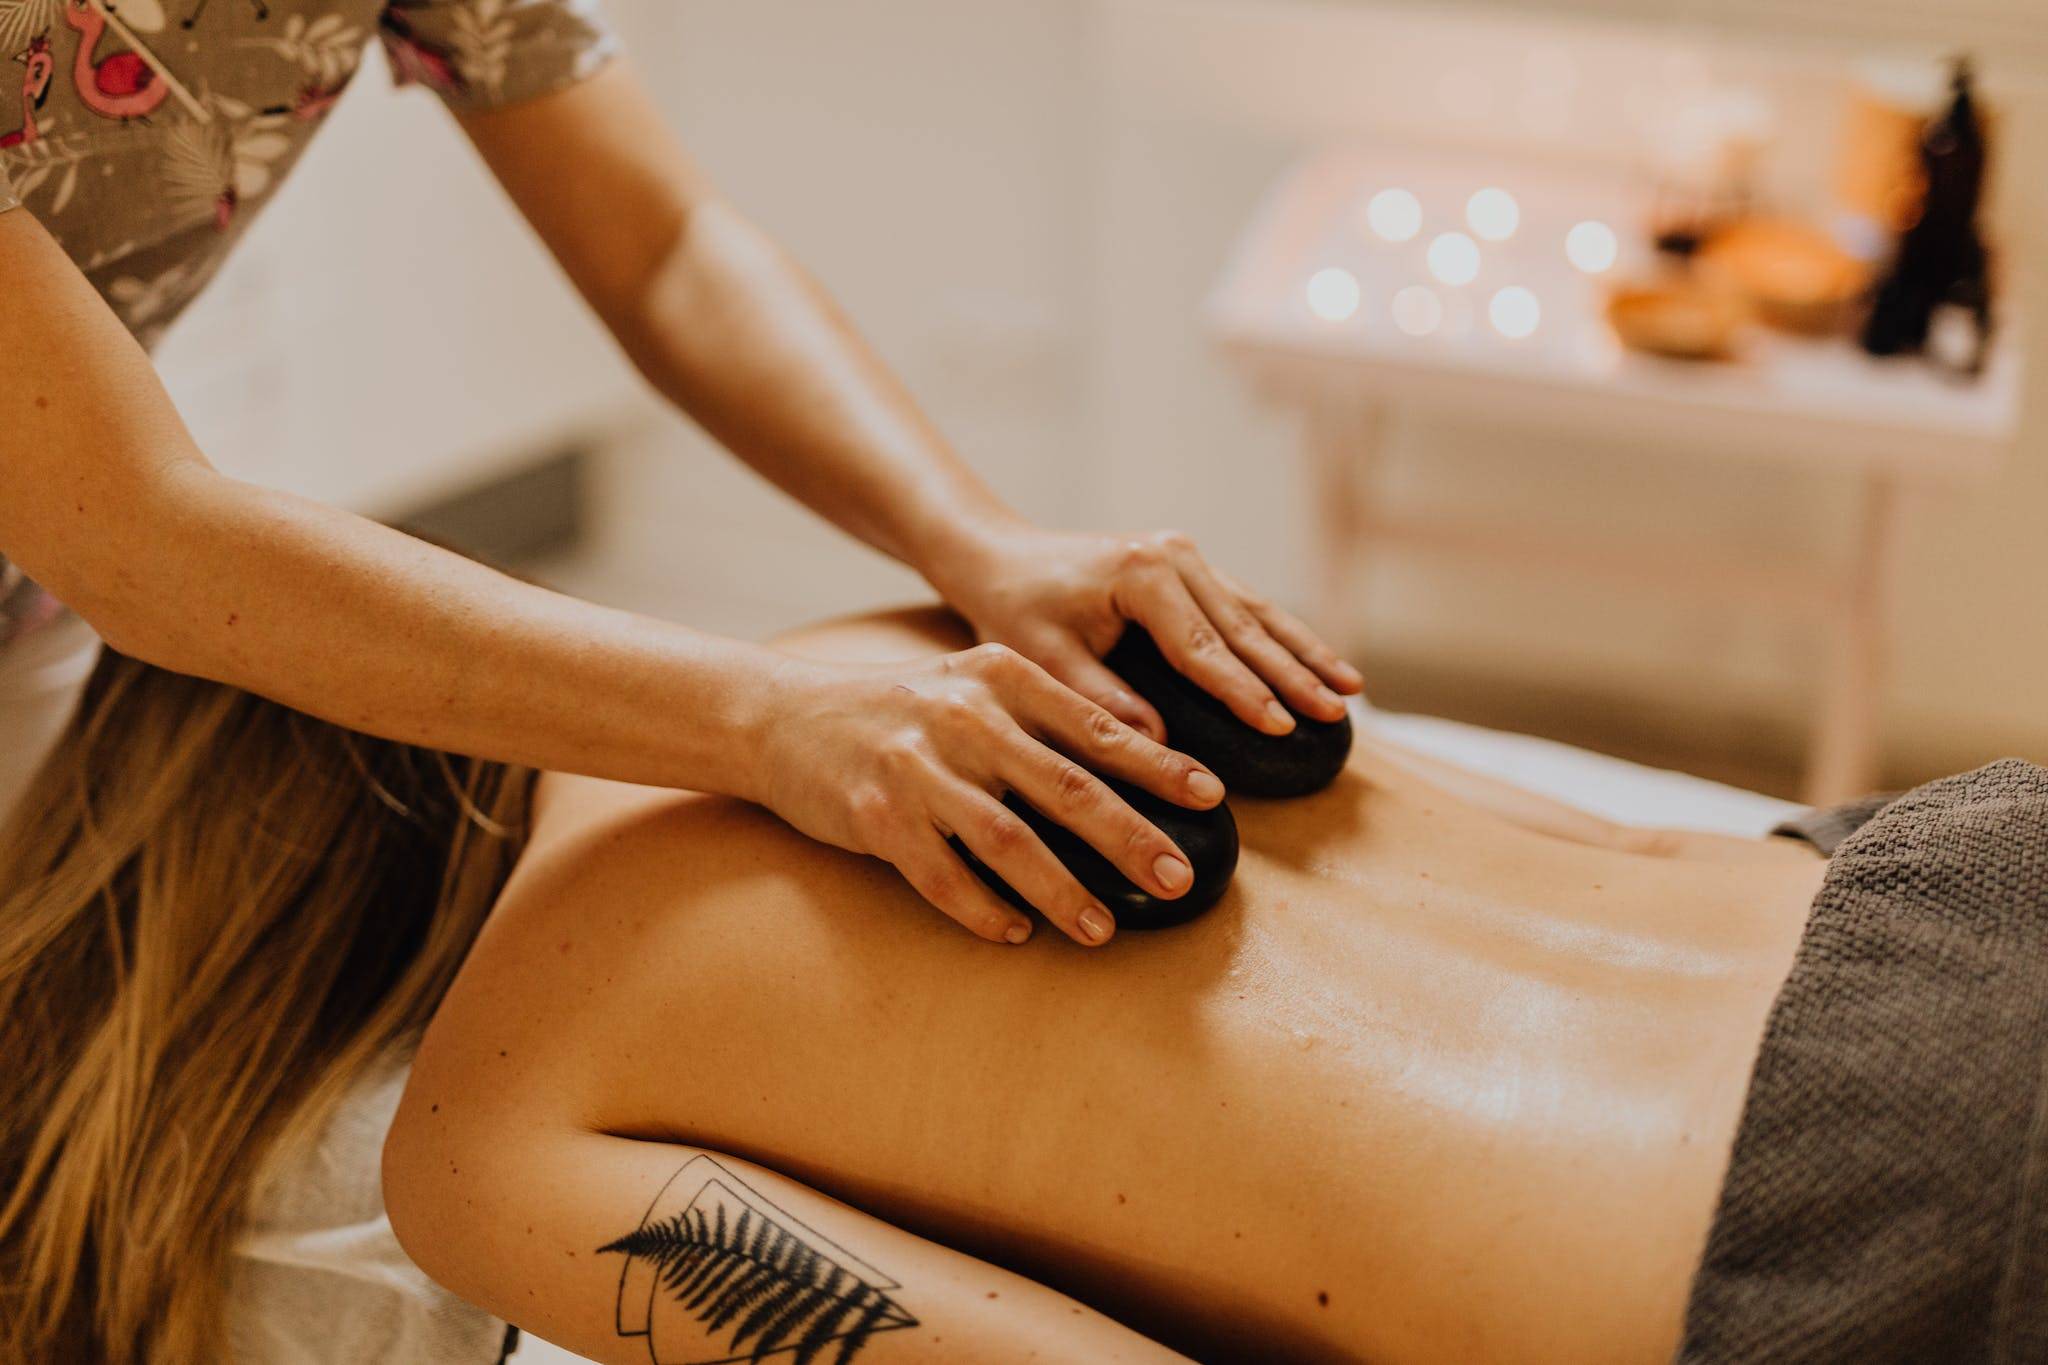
[1680,759,2048,1363]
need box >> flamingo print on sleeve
[0,0,616,334]
[0,0,621,670]
[65,0,168,118]
[0,35,53,145]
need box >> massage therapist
[0,0,1360,946]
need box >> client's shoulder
[404,772,896,1133]
[515,772,856,931]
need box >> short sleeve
[379,0,618,114]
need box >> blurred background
[156,0,2044,800]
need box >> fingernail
[1004,921,1032,944]
[1264,700,1296,734]
[1336,662,1364,689]
[1153,854,1191,892]
[1315,685,1345,715]
[1078,906,1113,943]
[1187,771,1225,805]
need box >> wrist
[909,506,1032,611]
[690,642,815,807]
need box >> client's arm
[383,1111,1184,1363]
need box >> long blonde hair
[0,647,534,1363]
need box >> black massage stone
[1104,627,1353,798]
[952,776,1239,932]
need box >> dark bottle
[1860,59,1993,374]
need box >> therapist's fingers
[1006,658,1219,809]
[1114,565,1292,736]
[1177,557,1347,723]
[992,723,1192,902]
[1217,569,1365,694]
[1031,638,1167,743]
[892,827,1034,946]
[937,786,1118,947]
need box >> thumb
[1040,644,1166,744]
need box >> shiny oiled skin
[413,611,1823,1363]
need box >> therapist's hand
[756,644,1224,947]
[931,525,1364,744]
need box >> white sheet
[1363,707,1803,839]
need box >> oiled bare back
[439,615,1821,1362]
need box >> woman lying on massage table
[7,607,2043,1364]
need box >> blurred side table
[1208,148,2022,803]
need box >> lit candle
[1565,220,1619,273]
[1365,188,1423,243]
[1489,286,1541,339]
[1305,267,1361,322]
[1392,285,1444,337]
[1466,188,1519,241]
[1427,232,1481,286]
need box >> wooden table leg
[1304,399,1386,659]
[1804,471,1903,805]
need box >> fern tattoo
[599,1157,918,1365]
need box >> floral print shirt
[0,0,615,651]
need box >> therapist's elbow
[11,544,168,671]
[58,576,185,671]
[47,569,204,684]
[35,465,243,678]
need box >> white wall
[153,3,672,514]
[155,0,2046,774]
[549,0,1100,631]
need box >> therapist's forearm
[459,66,1019,587]
[458,67,1365,745]
[0,203,780,797]
[68,466,787,794]
[617,198,1018,579]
